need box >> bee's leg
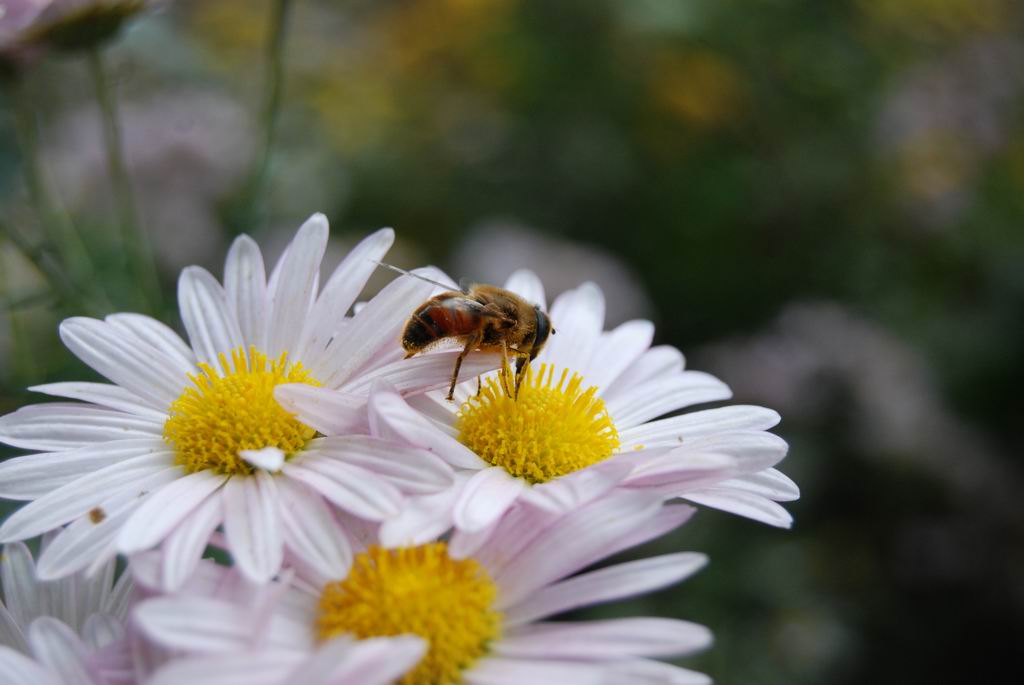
[499,340,514,398]
[448,334,479,402]
[514,355,527,399]
[476,375,482,397]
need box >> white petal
[59,317,187,409]
[281,459,402,521]
[583,320,653,392]
[105,313,197,377]
[341,351,500,398]
[27,617,99,684]
[715,468,800,502]
[503,269,546,310]
[453,467,525,532]
[367,387,486,469]
[0,402,163,451]
[294,635,425,685]
[35,468,181,580]
[241,446,286,472]
[0,438,166,500]
[619,405,781,449]
[178,266,245,369]
[311,435,454,494]
[266,214,328,358]
[682,488,794,528]
[497,618,712,659]
[222,473,284,582]
[316,269,438,388]
[0,645,61,685]
[274,385,367,436]
[603,345,685,398]
[299,227,394,364]
[605,660,711,685]
[1,542,38,627]
[147,652,302,685]
[541,283,605,373]
[674,431,789,474]
[493,491,663,608]
[378,483,462,547]
[504,553,708,627]
[605,372,733,429]
[161,493,224,592]
[518,460,633,514]
[602,503,696,560]
[622,451,738,491]
[117,470,227,554]
[464,657,607,685]
[81,614,122,649]
[224,234,268,351]
[277,478,352,585]
[0,607,28,653]
[28,382,166,421]
[134,596,256,653]
[0,452,176,543]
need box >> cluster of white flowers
[0,215,797,685]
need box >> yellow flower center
[317,544,500,685]
[456,363,620,484]
[163,347,319,475]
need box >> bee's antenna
[370,260,458,291]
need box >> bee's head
[533,305,553,352]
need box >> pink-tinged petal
[0,453,176,542]
[601,504,697,561]
[100,566,133,618]
[222,473,284,583]
[117,470,227,554]
[282,459,401,521]
[147,652,303,685]
[618,405,781,449]
[59,317,187,409]
[503,269,546,310]
[583,320,653,392]
[27,617,99,684]
[35,469,181,580]
[294,635,426,685]
[0,542,38,627]
[81,614,122,649]
[317,270,439,388]
[605,660,711,685]
[277,478,352,585]
[540,283,605,373]
[518,460,633,514]
[266,214,328,358]
[224,234,268,352]
[28,383,166,421]
[603,345,685,399]
[622,452,738,491]
[675,431,789,474]
[274,385,367,436]
[341,351,499,398]
[0,606,28,653]
[0,646,61,685]
[464,657,607,685]
[716,468,800,502]
[378,482,463,547]
[178,266,245,369]
[504,553,708,627]
[160,493,224,592]
[0,438,167,500]
[498,618,712,659]
[105,313,197,377]
[493,491,664,609]
[299,227,394,365]
[241,446,286,472]
[605,372,733,430]
[682,488,794,528]
[312,435,454,494]
[0,403,163,452]
[367,388,486,469]
[134,596,256,652]
[453,467,525,532]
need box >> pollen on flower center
[317,544,500,685]
[163,346,318,475]
[456,363,620,483]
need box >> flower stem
[224,0,293,235]
[86,47,161,312]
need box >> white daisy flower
[286,269,797,544]
[0,214,488,587]
[132,491,711,685]
[0,539,133,685]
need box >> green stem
[226,0,293,235]
[0,219,80,309]
[87,47,161,312]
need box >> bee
[376,263,554,401]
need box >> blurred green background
[2,0,1023,683]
